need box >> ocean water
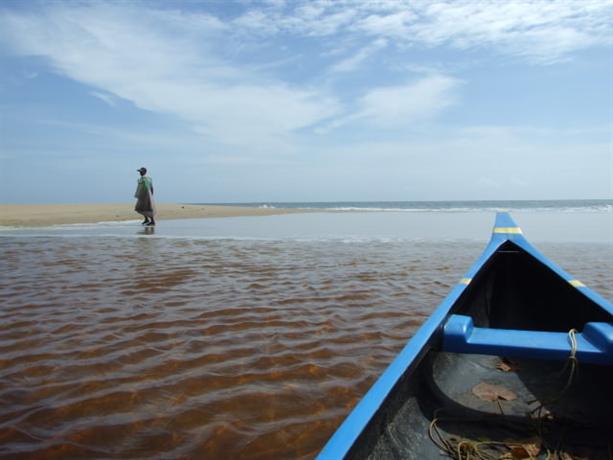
[0,204,611,459]
[204,199,612,213]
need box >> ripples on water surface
[1,236,611,459]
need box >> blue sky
[0,0,611,203]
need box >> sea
[208,199,611,213]
[0,200,611,459]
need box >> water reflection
[137,226,156,236]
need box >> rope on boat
[428,329,582,460]
[531,328,579,421]
[560,328,578,395]
[428,416,532,460]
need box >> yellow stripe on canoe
[459,278,472,285]
[569,280,586,288]
[493,227,523,234]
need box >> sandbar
[0,203,306,227]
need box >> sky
[0,0,611,204]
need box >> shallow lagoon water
[0,211,610,459]
[2,211,611,243]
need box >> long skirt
[135,190,156,218]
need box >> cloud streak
[0,3,341,150]
[90,91,117,107]
[321,75,461,132]
[237,0,612,64]
[1,1,491,151]
[357,75,461,127]
[329,38,388,73]
[0,0,609,174]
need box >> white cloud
[0,3,340,149]
[300,8,358,36]
[90,91,117,107]
[359,75,461,126]
[324,75,461,131]
[402,0,610,63]
[234,0,612,64]
[232,10,279,35]
[329,38,388,73]
[357,10,414,37]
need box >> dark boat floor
[365,351,612,459]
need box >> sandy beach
[0,203,304,227]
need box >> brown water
[0,237,611,459]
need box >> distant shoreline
[1,199,610,228]
[0,203,308,227]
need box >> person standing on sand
[134,167,156,226]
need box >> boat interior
[348,241,613,459]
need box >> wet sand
[0,203,304,227]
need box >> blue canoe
[318,212,612,460]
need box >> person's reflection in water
[137,226,155,236]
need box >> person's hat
[137,167,147,174]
